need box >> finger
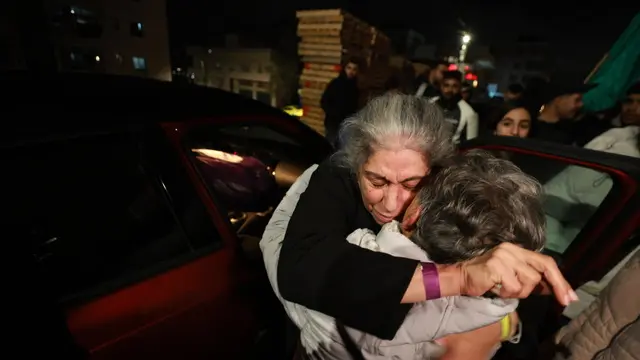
[513,262,542,298]
[487,246,522,297]
[491,260,522,297]
[518,252,576,305]
[492,245,541,298]
[533,279,553,295]
[496,244,577,305]
[505,257,542,299]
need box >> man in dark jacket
[415,60,449,99]
[321,58,360,147]
[532,82,598,145]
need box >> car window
[182,123,323,238]
[4,130,221,301]
[488,151,614,254]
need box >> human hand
[459,243,578,306]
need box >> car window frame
[166,116,331,235]
[460,136,640,288]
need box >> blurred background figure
[432,70,479,144]
[384,74,403,94]
[505,83,525,102]
[461,81,473,102]
[415,60,449,98]
[320,57,360,148]
[488,102,532,138]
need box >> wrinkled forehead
[362,148,429,182]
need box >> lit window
[132,56,146,70]
[130,22,144,37]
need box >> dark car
[3,72,638,360]
[2,71,331,360]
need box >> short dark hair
[411,150,545,264]
[508,83,524,94]
[345,56,361,67]
[384,75,401,91]
[434,59,449,68]
[442,70,462,82]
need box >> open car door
[460,136,640,288]
[461,136,640,359]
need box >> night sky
[168,0,640,73]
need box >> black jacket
[320,72,359,135]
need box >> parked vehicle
[3,72,638,359]
[3,72,331,360]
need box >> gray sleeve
[348,296,517,352]
[444,296,518,335]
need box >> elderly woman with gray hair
[261,93,576,357]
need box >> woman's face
[495,108,531,138]
[358,148,429,224]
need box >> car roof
[1,71,303,146]
[1,70,294,125]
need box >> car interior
[181,123,318,359]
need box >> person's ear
[401,204,421,231]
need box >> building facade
[2,0,171,81]
[186,44,296,108]
[492,40,550,92]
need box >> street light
[458,33,472,69]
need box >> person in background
[488,102,532,138]
[431,70,479,144]
[612,81,640,127]
[461,82,473,102]
[320,57,360,148]
[544,115,639,254]
[505,83,525,102]
[384,74,402,94]
[532,82,597,145]
[574,82,640,146]
[415,60,449,98]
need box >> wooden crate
[296,9,373,51]
[299,112,325,136]
[297,8,392,114]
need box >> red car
[4,72,638,359]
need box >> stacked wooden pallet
[359,28,393,100]
[296,9,374,135]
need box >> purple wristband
[421,262,441,300]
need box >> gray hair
[411,149,546,264]
[333,93,455,173]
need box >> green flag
[583,12,640,112]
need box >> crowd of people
[319,58,639,153]
[262,59,640,359]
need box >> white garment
[544,126,640,253]
[260,166,516,359]
[429,96,479,144]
